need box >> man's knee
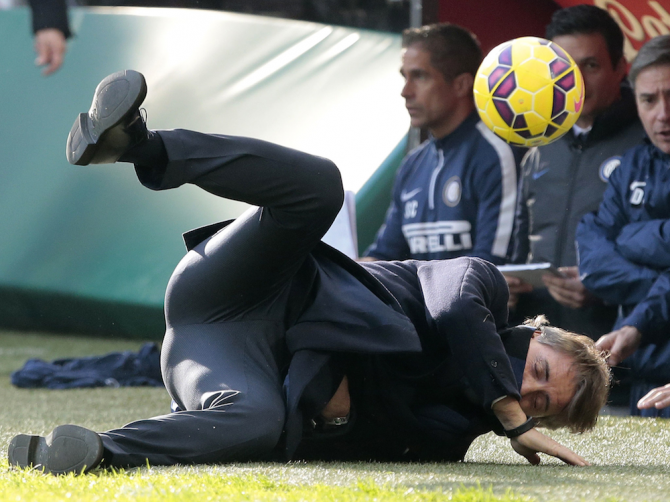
[285,157,344,231]
[314,158,345,217]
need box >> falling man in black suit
[8,70,610,474]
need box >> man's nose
[401,82,412,99]
[659,97,670,121]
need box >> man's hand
[34,28,67,76]
[638,383,670,410]
[492,396,588,466]
[541,266,594,309]
[504,275,533,309]
[595,325,642,367]
[511,428,589,466]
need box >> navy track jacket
[365,112,522,263]
[577,141,670,344]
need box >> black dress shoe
[8,425,104,475]
[66,69,148,166]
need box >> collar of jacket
[645,137,670,163]
[499,324,534,393]
[431,110,481,148]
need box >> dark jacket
[513,86,645,267]
[365,112,522,264]
[510,86,645,338]
[577,141,670,344]
[166,130,527,463]
[185,224,527,461]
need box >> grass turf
[1,330,669,501]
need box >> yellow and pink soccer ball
[474,36,585,147]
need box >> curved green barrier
[0,7,408,338]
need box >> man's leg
[144,129,344,324]
[9,316,291,471]
[100,321,289,467]
[94,130,345,467]
[9,70,344,473]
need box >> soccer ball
[473,37,584,147]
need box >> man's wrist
[503,417,536,438]
[492,395,528,430]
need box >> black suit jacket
[184,222,528,461]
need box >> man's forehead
[552,33,608,60]
[546,353,578,388]
[635,64,670,92]
[401,48,438,76]
[537,341,576,375]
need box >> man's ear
[531,329,542,339]
[454,72,474,98]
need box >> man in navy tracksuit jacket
[366,112,521,263]
[578,143,670,347]
[578,140,670,416]
[577,35,670,416]
[365,24,520,264]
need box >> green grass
[1,330,669,501]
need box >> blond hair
[523,316,611,433]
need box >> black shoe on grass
[8,425,104,475]
[66,69,148,166]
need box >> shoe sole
[66,69,147,166]
[8,425,103,475]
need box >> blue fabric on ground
[11,343,163,389]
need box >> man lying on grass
[8,71,610,474]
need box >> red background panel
[438,0,559,55]
[437,0,670,61]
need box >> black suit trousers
[99,130,343,467]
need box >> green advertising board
[0,7,407,338]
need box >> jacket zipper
[555,141,582,266]
[429,147,445,210]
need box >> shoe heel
[47,425,104,474]
[8,434,40,469]
[66,113,98,166]
[9,426,103,475]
